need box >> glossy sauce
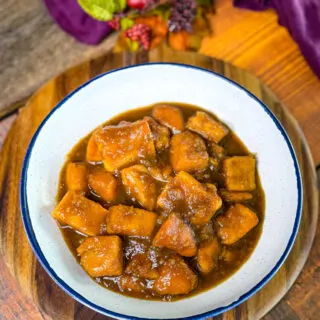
[57,103,265,301]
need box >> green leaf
[78,0,115,21]
[114,0,127,12]
[120,17,134,31]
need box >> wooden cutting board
[0,46,318,320]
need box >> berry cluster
[124,24,152,50]
[168,0,197,33]
[108,17,121,30]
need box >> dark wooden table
[0,0,319,319]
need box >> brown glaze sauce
[57,103,265,301]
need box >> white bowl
[20,63,302,319]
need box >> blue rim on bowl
[20,63,303,320]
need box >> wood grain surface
[0,46,318,320]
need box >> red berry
[108,17,121,30]
[127,0,147,10]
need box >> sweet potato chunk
[106,205,157,237]
[154,256,198,295]
[219,190,253,202]
[153,213,197,257]
[52,191,107,236]
[125,253,159,279]
[121,165,157,211]
[119,275,145,293]
[148,163,173,182]
[88,171,118,203]
[157,172,222,225]
[77,236,123,277]
[86,135,102,162]
[186,111,229,143]
[222,156,256,191]
[197,237,220,273]
[170,131,208,173]
[152,104,184,133]
[66,163,88,193]
[144,116,170,151]
[216,204,259,244]
[93,120,156,172]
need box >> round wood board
[0,47,318,320]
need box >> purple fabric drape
[43,0,320,77]
[43,0,112,45]
[234,0,320,78]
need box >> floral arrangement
[78,0,214,52]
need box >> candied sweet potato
[222,156,256,191]
[144,116,170,151]
[152,104,184,133]
[66,163,88,193]
[88,171,118,203]
[152,213,197,257]
[186,111,229,143]
[106,205,157,237]
[52,191,107,236]
[121,165,157,211]
[77,236,123,277]
[119,275,145,293]
[197,237,220,274]
[170,131,208,173]
[157,172,222,225]
[219,190,253,202]
[86,135,102,162]
[93,120,156,172]
[125,253,159,279]
[216,204,259,244]
[205,183,218,193]
[154,256,198,295]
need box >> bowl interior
[21,64,301,319]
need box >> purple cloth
[234,0,320,78]
[43,0,112,45]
